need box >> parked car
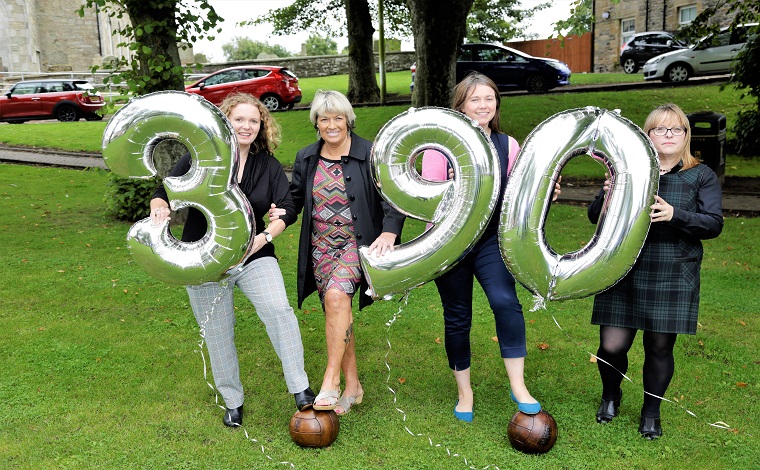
[411,43,571,94]
[619,31,687,74]
[643,24,758,82]
[0,79,105,123]
[185,66,302,111]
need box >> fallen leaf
[537,342,549,350]
[528,319,536,324]
[398,377,406,385]
[739,320,746,326]
[123,289,128,294]
[736,382,747,388]
[698,340,704,346]
[589,356,597,363]
[38,326,46,331]
[491,336,499,343]
[58,270,65,273]
[434,338,441,344]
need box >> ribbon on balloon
[101,91,255,285]
[361,106,658,305]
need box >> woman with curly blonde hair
[149,92,316,428]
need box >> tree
[77,0,222,95]
[407,0,475,107]
[304,34,339,56]
[466,0,549,43]
[254,0,380,103]
[552,0,594,37]
[222,37,293,61]
[679,1,760,156]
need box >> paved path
[1,145,757,215]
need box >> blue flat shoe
[510,390,541,415]
[453,400,473,423]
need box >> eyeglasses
[650,126,686,136]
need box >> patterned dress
[310,157,362,298]
[590,163,723,335]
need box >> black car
[457,43,571,93]
[619,32,687,74]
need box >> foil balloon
[101,91,254,285]
[499,106,658,302]
[358,107,500,299]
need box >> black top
[153,150,297,263]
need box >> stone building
[0,0,192,75]
[592,0,737,72]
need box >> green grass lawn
[0,164,757,468]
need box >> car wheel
[56,105,79,122]
[525,74,549,93]
[665,64,690,82]
[8,120,27,124]
[85,113,103,121]
[261,94,281,112]
[622,57,638,74]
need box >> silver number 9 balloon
[102,91,254,285]
[499,107,658,302]
[359,107,500,299]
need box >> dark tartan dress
[588,163,723,335]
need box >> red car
[185,66,302,111]
[0,79,105,123]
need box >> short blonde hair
[644,103,698,170]
[218,92,282,155]
[309,90,356,131]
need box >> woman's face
[227,103,261,148]
[461,84,497,130]
[316,112,349,145]
[648,115,687,161]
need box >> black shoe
[223,405,243,427]
[639,416,662,440]
[294,387,316,411]
[596,390,622,423]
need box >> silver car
[643,24,757,82]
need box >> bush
[103,172,157,221]
[731,108,760,156]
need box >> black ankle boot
[638,416,662,439]
[223,405,243,427]
[294,387,316,410]
[596,390,622,423]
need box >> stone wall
[197,51,417,78]
[593,0,738,73]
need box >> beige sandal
[335,391,364,416]
[313,389,340,410]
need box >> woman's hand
[650,195,673,222]
[602,173,611,194]
[552,175,562,202]
[150,206,171,227]
[243,233,267,259]
[268,203,286,221]
[368,232,397,257]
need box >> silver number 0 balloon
[499,107,658,303]
[102,91,254,285]
[359,107,500,299]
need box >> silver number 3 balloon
[101,91,254,285]
[359,107,500,299]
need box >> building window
[621,18,636,47]
[679,5,697,25]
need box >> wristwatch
[263,231,273,243]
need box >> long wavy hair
[218,92,282,155]
[451,72,502,134]
[643,103,699,170]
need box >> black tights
[597,326,677,418]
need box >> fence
[505,33,592,74]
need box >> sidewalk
[1,145,757,215]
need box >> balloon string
[383,291,502,470]
[550,315,732,431]
[194,283,296,468]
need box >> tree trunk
[346,0,380,103]
[407,0,474,107]
[124,0,184,94]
